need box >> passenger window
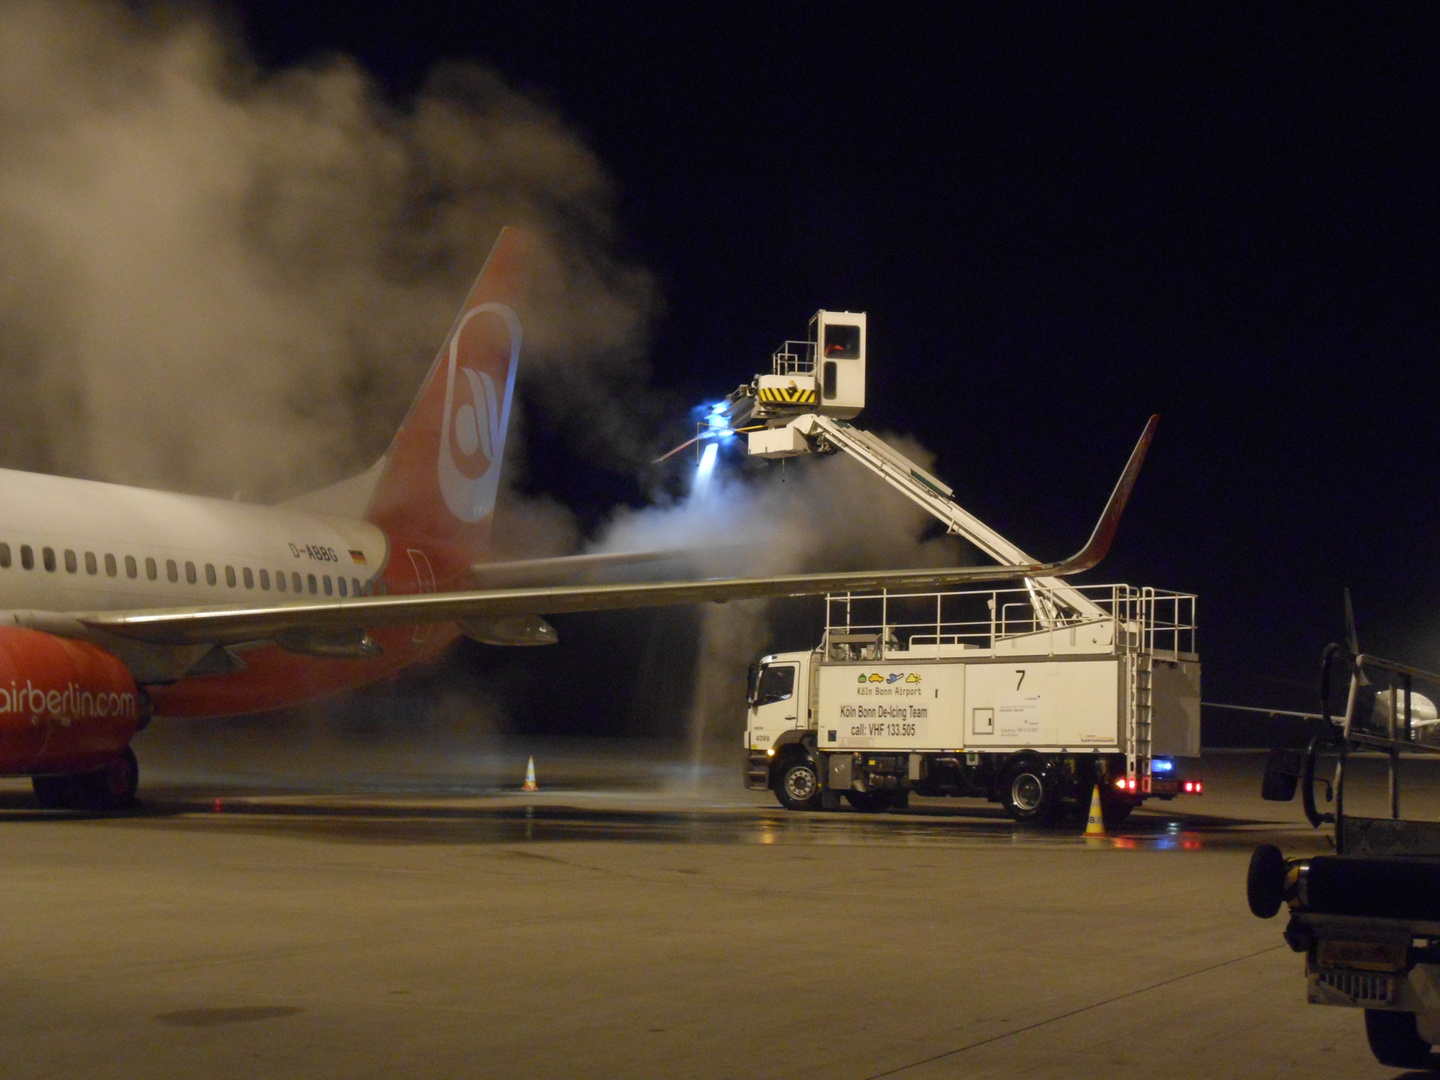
[44,547,56,572]
[242,567,253,589]
[307,573,317,595]
[292,572,302,593]
[21,545,33,570]
[221,566,233,587]
[63,549,76,573]
[353,578,362,596]
[338,578,347,598]
[166,559,177,583]
[321,576,331,596]
[275,571,286,593]
[84,552,97,575]
[124,555,136,578]
[185,562,197,585]
[104,553,117,577]
[202,564,214,586]
[260,569,271,590]
[0,543,9,569]
[145,557,157,581]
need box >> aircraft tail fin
[365,228,534,575]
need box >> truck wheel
[775,759,822,811]
[845,790,895,813]
[1001,759,1058,824]
[1100,789,1138,826]
[1365,1010,1435,1069]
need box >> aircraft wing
[468,548,718,588]
[1202,703,1325,721]
[79,416,1155,649]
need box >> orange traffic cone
[1084,784,1107,837]
[522,755,539,792]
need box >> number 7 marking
[1015,670,1026,691]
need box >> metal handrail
[772,340,815,376]
[821,582,1198,661]
[1305,646,1440,852]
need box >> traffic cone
[1084,784,1107,837]
[522,755,539,792]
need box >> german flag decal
[758,386,817,405]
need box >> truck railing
[772,339,816,376]
[822,582,1198,662]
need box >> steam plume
[0,0,655,501]
[0,1,968,772]
[591,438,969,768]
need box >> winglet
[1043,414,1158,576]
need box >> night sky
[234,2,1438,729]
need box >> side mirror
[1261,747,1302,802]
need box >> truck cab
[745,650,818,806]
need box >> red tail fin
[365,229,533,573]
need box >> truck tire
[1100,788,1138,826]
[1001,758,1058,824]
[1365,1010,1436,1069]
[775,758,822,811]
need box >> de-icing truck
[715,309,1203,824]
[745,583,1202,823]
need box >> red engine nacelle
[0,627,141,775]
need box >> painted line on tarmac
[861,943,1289,1079]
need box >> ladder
[792,413,1107,621]
[1125,614,1155,786]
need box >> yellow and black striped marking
[758,386,817,405]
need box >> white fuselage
[0,467,388,614]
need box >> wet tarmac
[0,788,1321,852]
[0,749,1427,1078]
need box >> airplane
[0,228,1156,810]
[1209,590,1440,742]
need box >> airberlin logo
[0,680,138,720]
[437,302,521,522]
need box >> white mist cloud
[0,0,659,757]
[590,436,971,758]
[595,433,964,573]
[0,1,968,763]
[0,0,655,501]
